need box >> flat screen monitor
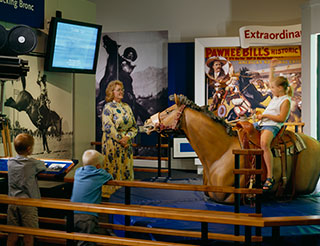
[45,17,102,74]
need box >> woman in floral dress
[101,80,137,198]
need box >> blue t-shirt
[71,165,112,216]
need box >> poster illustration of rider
[205,46,302,124]
[95,31,168,154]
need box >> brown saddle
[234,121,296,149]
[233,121,298,196]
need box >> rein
[150,104,186,132]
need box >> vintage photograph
[2,56,73,158]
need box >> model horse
[5,90,62,153]
[143,94,320,204]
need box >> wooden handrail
[62,178,263,195]
[90,142,168,149]
[284,122,305,133]
[133,156,169,160]
[0,213,262,242]
[0,195,265,227]
[0,224,190,246]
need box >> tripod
[0,80,12,157]
[0,56,30,157]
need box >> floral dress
[101,101,137,198]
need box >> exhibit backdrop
[95,31,168,156]
[194,37,302,174]
[204,45,301,123]
[2,56,73,158]
[195,37,301,124]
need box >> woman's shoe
[263,177,275,192]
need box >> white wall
[2,0,315,164]
[301,0,320,137]
[44,0,97,161]
[91,0,306,42]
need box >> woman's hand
[119,136,130,148]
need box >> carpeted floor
[110,168,320,245]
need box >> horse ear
[174,93,180,105]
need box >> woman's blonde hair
[105,80,124,102]
[273,76,293,97]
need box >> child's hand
[270,58,280,67]
[256,114,263,120]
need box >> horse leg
[42,133,50,153]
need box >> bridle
[149,104,186,132]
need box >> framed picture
[173,137,197,158]
[194,37,240,106]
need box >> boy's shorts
[74,213,99,246]
[7,204,39,228]
[253,122,280,137]
[74,213,98,234]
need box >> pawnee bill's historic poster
[205,46,301,124]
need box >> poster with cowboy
[204,46,301,124]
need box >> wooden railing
[1,146,319,245]
[1,194,320,245]
[0,195,266,245]
[284,122,305,133]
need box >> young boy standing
[71,149,112,246]
[7,133,46,246]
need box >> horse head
[143,94,186,134]
[238,67,252,87]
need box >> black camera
[0,24,37,80]
[0,24,37,57]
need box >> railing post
[201,222,208,244]
[255,153,262,242]
[245,226,252,245]
[65,210,74,246]
[125,186,131,237]
[157,133,161,177]
[168,135,172,178]
[234,153,240,239]
[233,148,264,246]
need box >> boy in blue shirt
[71,149,112,246]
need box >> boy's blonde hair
[82,150,104,167]
[14,133,34,155]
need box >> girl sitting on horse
[254,59,293,191]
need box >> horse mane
[170,94,237,136]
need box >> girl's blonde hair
[273,76,293,97]
[105,80,124,102]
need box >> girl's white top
[260,95,291,128]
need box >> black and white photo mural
[3,56,73,158]
[95,31,168,155]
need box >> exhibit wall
[0,0,316,163]
[0,0,97,161]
